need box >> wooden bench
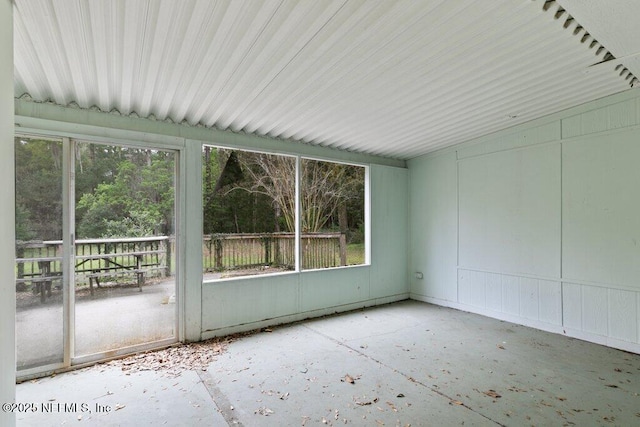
[86,266,165,296]
[16,237,170,302]
[77,250,164,296]
[15,257,63,303]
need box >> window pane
[300,159,366,270]
[74,142,177,357]
[15,136,64,370]
[202,146,296,279]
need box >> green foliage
[15,203,36,241]
[202,148,280,234]
[76,149,174,238]
[16,137,364,248]
[14,138,63,240]
[103,209,163,238]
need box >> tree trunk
[338,203,348,265]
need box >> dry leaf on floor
[98,335,235,378]
[342,374,355,384]
[255,407,274,416]
[497,344,505,350]
[450,400,463,406]
[483,390,502,399]
[355,397,378,406]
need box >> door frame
[15,131,186,380]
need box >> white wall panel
[485,273,502,312]
[581,107,610,136]
[457,121,560,159]
[457,269,562,327]
[562,283,582,330]
[459,144,561,278]
[370,165,409,299]
[457,270,472,306]
[538,280,562,325]
[470,269,487,308]
[202,274,300,331]
[563,129,640,289]
[608,289,638,343]
[581,286,608,336]
[563,282,640,346]
[638,292,640,343]
[519,277,539,321]
[300,267,370,312]
[561,98,638,138]
[408,152,458,302]
[501,275,520,316]
[410,90,640,354]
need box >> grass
[347,243,365,265]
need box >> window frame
[201,144,370,283]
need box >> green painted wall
[201,164,409,336]
[408,88,640,354]
[14,101,410,341]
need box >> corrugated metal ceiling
[13,0,637,160]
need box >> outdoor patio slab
[16,300,640,426]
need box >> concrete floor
[16,280,176,369]
[16,301,640,426]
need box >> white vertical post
[0,0,16,425]
[364,165,371,265]
[295,156,301,272]
[182,142,202,342]
[63,138,75,364]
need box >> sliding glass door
[15,136,179,374]
[15,136,65,371]
[73,141,177,360]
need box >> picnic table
[15,236,170,302]
[76,250,162,296]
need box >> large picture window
[202,147,296,279]
[300,159,366,270]
[202,146,368,280]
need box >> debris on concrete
[100,336,234,377]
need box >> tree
[236,153,364,235]
[237,152,296,232]
[14,137,63,241]
[202,148,280,234]
[76,149,175,238]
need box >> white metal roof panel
[13,0,637,160]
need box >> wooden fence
[15,236,170,290]
[16,231,347,295]
[203,232,347,271]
